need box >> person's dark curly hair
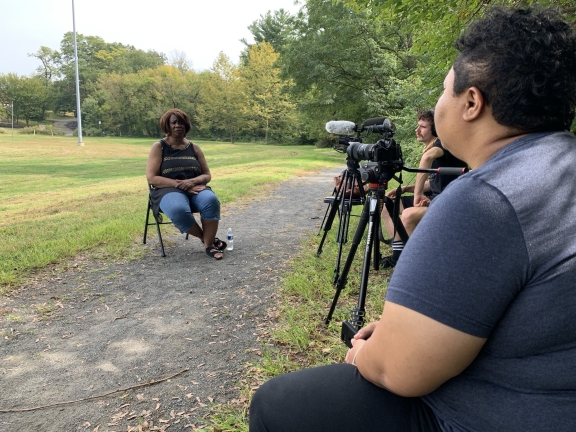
[417,109,437,137]
[453,6,576,132]
[159,108,191,136]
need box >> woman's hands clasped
[175,179,206,194]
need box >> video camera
[326,117,404,185]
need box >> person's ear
[463,87,484,122]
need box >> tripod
[324,181,410,334]
[316,157,366,284]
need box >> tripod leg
[325,196,370,326]
[316,184,344,257]
[372,190,383,270]
[317,187,337,235]
[356,195,379,326]
[333,199,349,283]
[333,169,363,283]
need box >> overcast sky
[1,0,302,76]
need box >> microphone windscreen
[325,121,357,136]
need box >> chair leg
[144,197,167,257]
[143,200,152,244]
[155,217,166,257]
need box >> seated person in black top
[146,108,225,260]
[381,109,467,267]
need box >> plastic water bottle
[226,228,234,250]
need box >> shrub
[74,128,106,137]
[20,125,64,136]
[84,127,105,137]
[315,137,335,148]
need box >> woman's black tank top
[149,139,203,218]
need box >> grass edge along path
[202,225,393,431]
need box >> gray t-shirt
[386,131,576,432]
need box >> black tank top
[158,139,202,180]
[149,140,205,218]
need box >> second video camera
[326,117,404,184]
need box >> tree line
[1,0,574,151]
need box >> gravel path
[0,167,342,432]
[53,120,76,136]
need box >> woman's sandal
[206,246,223,260]
[213,237,227,251]
[200,238,227,251]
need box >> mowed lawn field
[0,134,343,290]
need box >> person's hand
[386,189,397,198]
[413,193,430,207]
[188,184,206,195]
[175,179,201,192]
[345,338,366,365]
[354,321,377,341]
[175,179,192,190]
[345,321,379,365]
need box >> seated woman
[146,108,225,260]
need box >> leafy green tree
[281,0,419,145]
[240,42,297,143]
[92,65,205,137]
[0,74,49,126]
[241,9,296,55]
[49,32,165,114]
[146,65,205,135]
[97,71,158,136]
[28,46,60,85]
[81,96,101,129]
[197,53,246,143]
[343,0,576,97]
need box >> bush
[0,128,5,134]
[20,125,64,136]
[315,137,335,148]
[74,128,106,137]
[85,127,105,137]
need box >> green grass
[0,134,343,290]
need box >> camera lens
[347,143,374,161]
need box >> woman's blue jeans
[159,190,220,233]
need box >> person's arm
[413,147,444,206]
[146,141,178,188]
[190,144,212,185]
[346,304,486,397]
[346,179,527,397]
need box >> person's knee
[196,191,220,219]
[402,208,426,233]
[249,378,279,432]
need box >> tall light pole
[11,100,14,143]
[72,0,83,146]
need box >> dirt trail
[0,167,342,432]
[53,120,77,136]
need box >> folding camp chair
[143,185,188,257]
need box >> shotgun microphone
[325,120,358,136]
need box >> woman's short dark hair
[453,6,576,133]
[417,109,437,137]
[159,108,191,136]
